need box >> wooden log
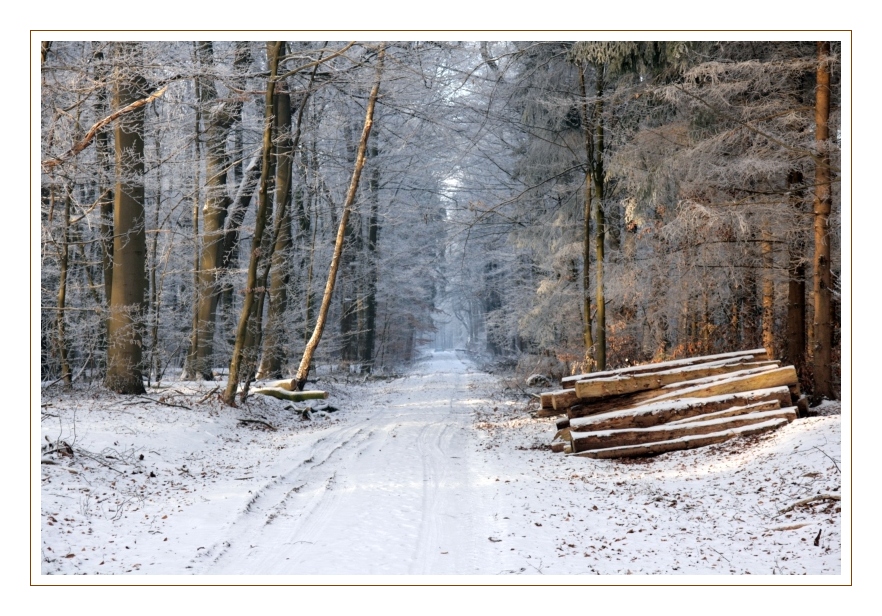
[665,400,782,425]
[570,417,789,459]
[573,360,780,400]
[539,391,556,409]
[569,386,793,432]
[556,417,570,431]
[796,395,810,418]
[571,407,796,453]
[550,388,582,410]
[560,348,770,389]
[551,442,567,453]
[567,367,782,420]
[253,388,329,402]
[635,366,798,406]
[537,408,566,418]
[553,427,572,442]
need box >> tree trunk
[105,42,148,395]
[223,41,284,405]
[812,41,834,400]
[192,41,242,379]
[292,45,385,391]
[785,170,807,378]
[578,64,595,369]
[761,224,775,358]
[55,186,72,386]
[360,137,381,371]
[257,87,294,379]
[592,68,607,371]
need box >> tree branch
[42,85,169,171]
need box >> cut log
[539,391,556,409]
[571,407,796,452]
[556,417,570,431]
[665,400,782,425]
[635,366,798,406]
[551,442,567,453]
[570,417,789,459]
[252,388,329,402]
[560,348,770,389]
[569,386,793,432]
[550,388,582,410]
[796,395,809,418]
[566,367,784,420]
[573,360,780,400]
[553,427,572,442]
[536,407,566,418]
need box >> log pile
[539,349,807,459]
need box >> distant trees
[39,39,842,401]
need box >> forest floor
[36,350,843,580]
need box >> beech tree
[39,39,842,402]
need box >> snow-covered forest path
[198,351,493,575]
[40,349,842,577]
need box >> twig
[778,493,841,514]
[708,546,730,563]
[137,396,192,410]
[812,446,841,473]
[237,418,277,431]
[197,386,220,404]
[74,448,125,475]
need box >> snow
[35,351,845,584]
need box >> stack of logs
[539,349,807,459]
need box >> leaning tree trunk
[812,41,833,399]
[291,45,386,391]
[105,42,148,395]
[223,41,284,406]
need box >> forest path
[198,351,493,575]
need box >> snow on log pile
[538,349,809,458]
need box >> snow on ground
[35,350,844,582]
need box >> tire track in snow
[195,423,374,573]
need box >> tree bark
[592,68,607,371]
[360,137,381,371]
[55,186,72,386]
[292,45,385,391]
[192,41,244,379]
[223,41,284,405]
[257,87,294,379]
[761,224,775,358]
[105,42,148,395]
[578,64,595,369]
[812,41,834,399]
[785,170,807,378]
